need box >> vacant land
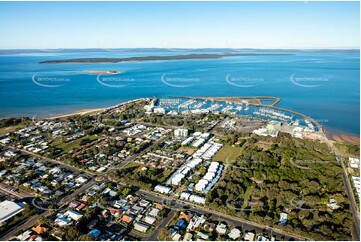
[212,144,243,164]
[177,146,196,156]
[52,135,98,154]
[114,162,173,190]
[0,124,24,134]
[207,133,353,241]
[334,142,360,157]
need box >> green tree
[158,227,171,241]
[64,226,80,241]
[78,234,94,241]
[122,187,132,196]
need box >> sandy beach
[48,108,105,119]
[325,130,360,145]
[85,70,121,75]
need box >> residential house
[122,214,135,224]
[64,210,83,221]
[179,211,193,222]
[279,212,288,226]
[172,233,181,241]
[54,217,71,227]
[203,221,216,232]
[176,219,187,229]
[134,222,149,233]
[197,231,209,240]
[216,223,227,235]
[156,203,165,211]
[149,208,160,217]
[31,224,49,235]
[244,232,255,241]
[228,228,241,240]
[144,216,156,225]
[184,233,193,241]
[109,207,122,217]
[88,229,101,239]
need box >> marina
[157,96,322,132]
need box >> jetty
[170,95,323,132]
[170,96,281,107]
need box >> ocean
[0,49,359,136]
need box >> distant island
[39,53,293,64]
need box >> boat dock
[169,95,323,133]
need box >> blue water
[0,50,359,136]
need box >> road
[320,135,360,240]
[0,139,327,241]
[336,155,360,240]
[0,183,31,199]
[0,178,95,240]
[107,133,171,174]
[5,145,94,176]
[134,189,308,241]
[147,209,176,241]
[0,164,96,240]
[98,168,309,241]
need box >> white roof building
[0,200,25,224]
[189,195,206,204]
[181,166,192,175]
[54,217,72,227]
[352,176,361,199]
[174,129,188,137]
[139,199,150,207]
[180,192,191,200]
[171,173,185,186]
[195,179,209,192]
[134,222,150,233]
[192,138,205,148]
[172,233,181,241]
[193,132,202,137]
[153,107,165,114]
[0,138,11,144]
[349,157,360,169]
[216,223,227,234]
[244,232,255,241]
[204,172,216,182]
[49,167,61,174]
[154,185,172,194]
[181,137,194,146]
[186,158,202,169]
[149,208,160,217]
[144,216,156,225]
[64,210,83,221]
[228,228,241,240]
[16,230,33,241]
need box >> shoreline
[39,53,294,64]
[48,108,106,119]
[325,130,360,146]
[44,98,360,146]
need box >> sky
[0,1,359,49]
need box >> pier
[170,96,281,107]
[170,95,323,133]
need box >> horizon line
[0,47,359,51]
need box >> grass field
[52,135,98,154]
[123,162,172,183]
[123,161,142,169]
[242,186,254,209]
[177,146,196,155]
[212,144,243,164]
[0,124,25,134]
